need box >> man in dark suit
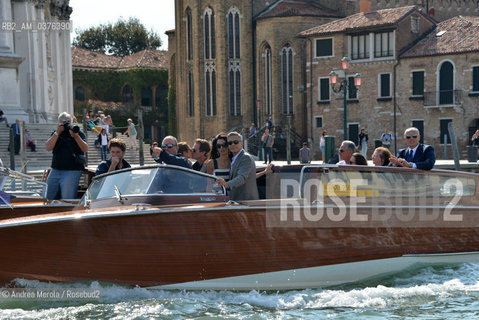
[216,132,259,201]
[151,135,192,169]
[389,127,436,170]
[10,119,21,155]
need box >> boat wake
[1,263,478,312]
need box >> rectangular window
[473,66,479,92]
[318,78,330,101]
[412,71,424,96]
[412,119,424,144]
[440,119,452,144]
[351,34,369,60]
[379,73,391,97]
[315,38,333,57]
[411,16,420,33]
[315,116,323,128]
[374,31,394,58]
[348,76,357,99]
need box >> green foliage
[73,68,170,140]
[72,17,162,56]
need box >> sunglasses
[227,140,241,145]
[406,135,418,139]
[338,149,345,153]
[217,143,228,149]
[161,143,177,148]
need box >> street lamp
[329,56,362,140]
[256,99,263,161]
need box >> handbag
[73,153,86,165]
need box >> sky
[69,0,175,50]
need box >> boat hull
[0,204,479,289]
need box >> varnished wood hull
[0,204,479,289]
[0,202,76,220]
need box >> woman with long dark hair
[206,133,232,181]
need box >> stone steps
[0,124,156,172]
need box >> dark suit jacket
[397,144,436,170]
[154,150,192,169]
[227,150,259,201]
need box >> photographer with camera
[45,112,88,200]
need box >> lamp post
[329,57,362,141]
[256,99,263,161]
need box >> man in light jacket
[216,132,259,201]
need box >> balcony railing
[424,90,463,107]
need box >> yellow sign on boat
[322,183,380,197]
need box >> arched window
[281,45,294,114]
[227,7,240,59]
[122,85,134,104]
[203,7,216,60]
[155,85,168,118]
[186,7,193,61]
[74,86,85,101]
[264,45,272,115]
[438,61,454,105]
[141,88,152,106]
[205,63,216,116]
[188,71,194,116]
[229,64,241,116]
[227,7,241,116]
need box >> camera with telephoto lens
[63,121,80,134]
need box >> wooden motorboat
[0,164,478,290]
[0,167,78,219]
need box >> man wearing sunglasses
[151,135,192,168]
[389,127,435,170]
[191,139,211,172]
[216,132,259,201]
[337,141,356,165]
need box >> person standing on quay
[125,118,138,150]
[358,128,369,157]
[261,128,274,164]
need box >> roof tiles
[299,6,416,36]
[401,16,479,58]
[71,46,168,70]
[257,0,340,20]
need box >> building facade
[0,0,73,123]
[169,0,479,156]
[301,7,479,158]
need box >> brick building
[300,6,479,158]
[168,0,479,157]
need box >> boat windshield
[86,165,224,201]
[0,167,47,199]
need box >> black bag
[73,153,86,165]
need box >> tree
[73,18,162,56]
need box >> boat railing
[0,167,47,199]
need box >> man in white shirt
[336,141,356,165]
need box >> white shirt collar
[231,149,244,168]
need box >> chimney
[360,0,371,13]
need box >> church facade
[0,0,73,123]
[168,0,479,155]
